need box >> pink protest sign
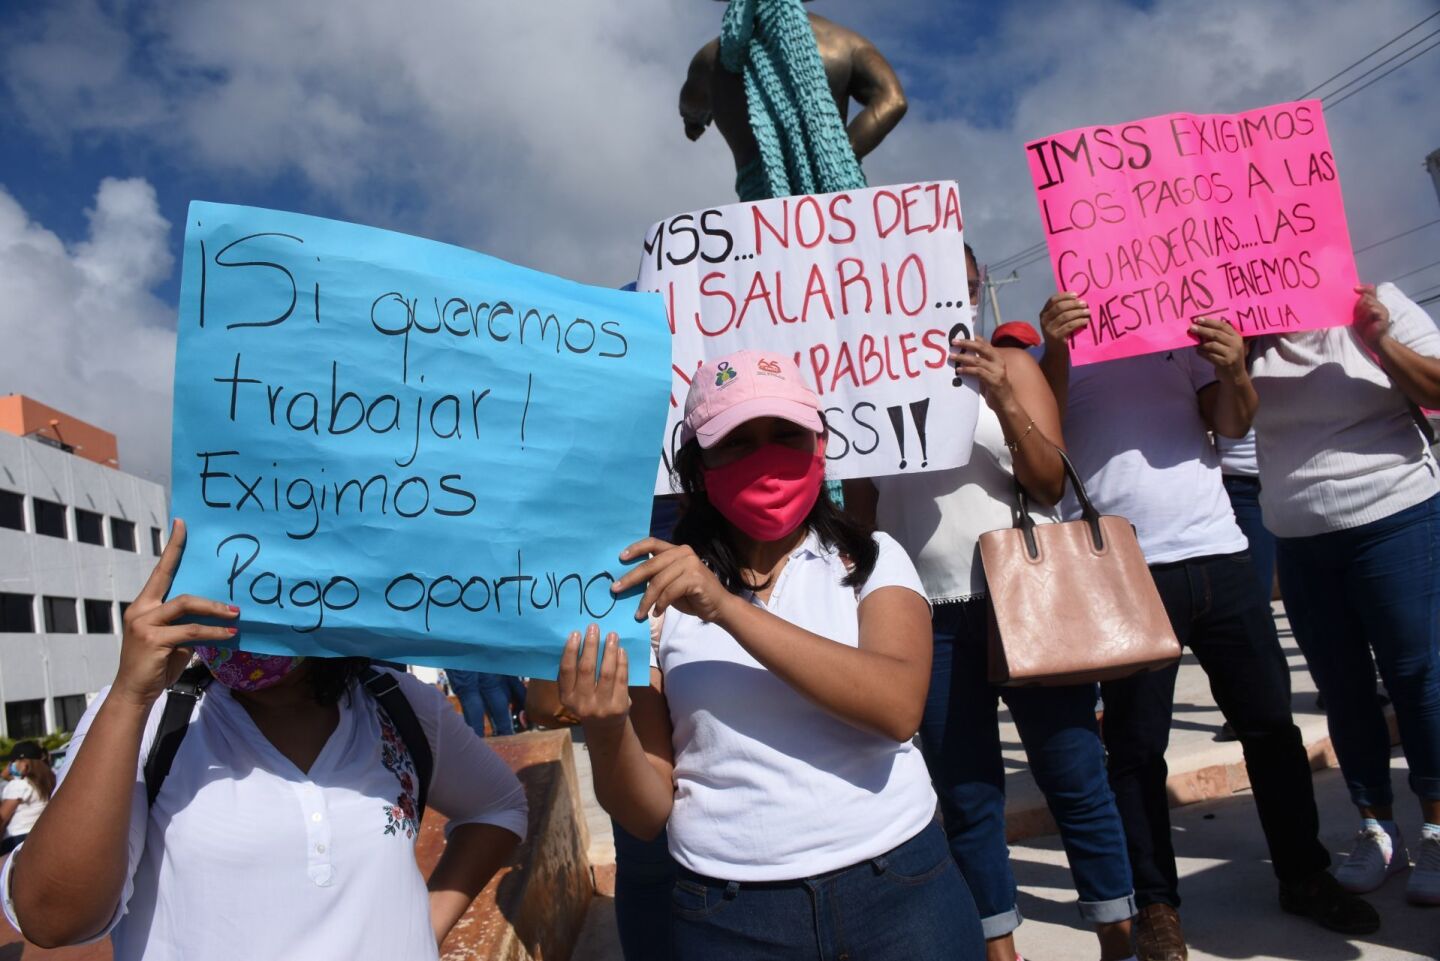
[1025,99,1358,364]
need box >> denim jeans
[920,599,1135,939]
[614,821,676,961]
[1222,474,1275,605]
[1101,551,1330,908]
[669,822,983,961]
[447,670,520,737]
[1276,493,1440,807]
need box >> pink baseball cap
[682,349,823,448]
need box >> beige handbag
[979,450,1181,687]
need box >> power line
[987,12,1440,276]
[1355,218,1440,255]
[1300,10,1440,98]
[1316,27,1440,104]
[1324,37,1440,109]
[1393,259,1440,283]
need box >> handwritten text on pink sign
[1025,99,1357,364]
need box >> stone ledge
[419,729,594,961]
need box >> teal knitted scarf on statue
[719,0,867,201]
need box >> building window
[0,490,22,531]
[150,526,163,556]
[75,508,105,546]
[43,596,78,633]
[84,599,114,634]
[110,518,137,552]
[33,498,67,539]
[5,699,46,739]
[0,593,34,633]
[54,694,87,733]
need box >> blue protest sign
[170,202,669,683]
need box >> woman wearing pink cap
[559,349,984,960]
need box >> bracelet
[1005,420,1036,453]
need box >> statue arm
[846,40,907,159]
[680,41,718,141]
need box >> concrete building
[0,395,167,737]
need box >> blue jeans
[669,822,983,961]
[922,599,1135,939]
[1223,474,1275,605]
[448,670,521,737]
[1103,552,1330,908]
[1277,493,1440,806]
[614,821,676,961]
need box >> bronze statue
[680,6,907,200]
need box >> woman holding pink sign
[1250,282,1440,906]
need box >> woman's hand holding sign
[1189,316,1247,380]
[950,337,1014,412]
[116,518,239,711]
[612,537,734,624]
[557,625,630,732]
[1039,293,1091,351]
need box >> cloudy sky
[2,0,1438,486]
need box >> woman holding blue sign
[4,520,530,961]
[559,349,984,961]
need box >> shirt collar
[791,528,833,560]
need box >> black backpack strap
[361,667,433,824]
[142,664,214,806]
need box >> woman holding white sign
[845,245,1137,961]
[559,349,984,961]
[4,519,530,961]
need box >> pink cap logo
[714,361,737,388]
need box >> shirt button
[311,812,323,822]
[316,843,326,854]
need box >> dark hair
[21,757,55,803]
[304,657,372,706]
[964,242,977,269]
[671,437,877,592]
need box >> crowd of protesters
[1,256,1437,961]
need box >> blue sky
[2,0,1439,483]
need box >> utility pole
[976,264,1022,340]
[1428,148,1440,209]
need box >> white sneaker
[1335,820,1409,893]
[1407,825,1440,905]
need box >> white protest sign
[638,181,980,493]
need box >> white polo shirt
[3,670,528,961]
[1062,349,1249,564]
[657,530,938,881]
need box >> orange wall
[0,395,120,468]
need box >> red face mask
[703,439,826,542]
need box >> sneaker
[1279,870,1380,934]
[1407,824,1440,906]
[1335,820,1409,893]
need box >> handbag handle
[1011,447,1105,557]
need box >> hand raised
[1039,293,1090,349]
[1353,283,1391,351]
[557,625,630,733]
[1189,316,1247,379]
[951,337,1013,410]
[611,538,735,624]
[115,519,239,709]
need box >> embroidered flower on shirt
[377,710,419,839]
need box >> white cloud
[1,0,1438,485]
[0,178,175,485]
